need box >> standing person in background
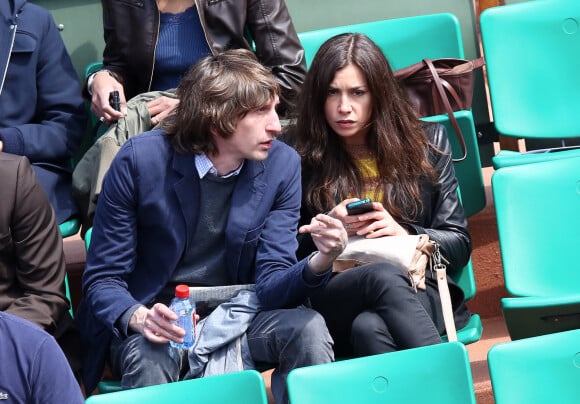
[288,33,472,358]
[0,311,84,404]
[0,152,82,379]
[0,0,87,225]
[76,49,342,403]
[87,0,306,125]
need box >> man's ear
[209,126,220,138]
[210,125,232,140]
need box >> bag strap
[423,58,467,163]
[432,243,458,342]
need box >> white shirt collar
[194,153,244,179]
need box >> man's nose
[267,111,282,133]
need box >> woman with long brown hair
[290,33,472,357]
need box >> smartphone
[109,90,121,112]
[346,198,373,215]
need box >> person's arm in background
[30,328,85,403]
[0,7,85,164]
[85,0,149,123]
[253,145,346,309]
[2,155,69,333]
[0,312,84,404]
[246,0,307,115]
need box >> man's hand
[129,303,184,344]
[299,213,348,273]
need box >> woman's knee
[352,311,385,335]
[351,311,396,355]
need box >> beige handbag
[333,234,458,342]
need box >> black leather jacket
[406,122,472,270]
[299,122,472,277]
[96,0,306,114]
[297,122,471,320]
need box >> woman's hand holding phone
[345,198,374,215]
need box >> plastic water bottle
[169,284,195,349]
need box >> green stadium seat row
[492,154,580,341]
[85,370,268,404]
[91,331,580,403]
[488,329,580,404]
[480,0,580,169]
[483,0,580,342]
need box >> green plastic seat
[298,13,464,70]
[298,13,485,218]
[84,226,92,252]
[442,189,482,344]
[442,259,482,344]
[480,0,580,169]
[288,341,476,404]
[86,370,268,404]
[59,217,81,238]
[492,155,580,340]
[64,274,74,318]
[422,111,485,217]
[487,329,580,404]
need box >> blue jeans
[310,262,444,356]
[110,306,333,404]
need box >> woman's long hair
[291,33,437,221]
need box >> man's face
[220,96,281,162]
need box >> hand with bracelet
[89,69,178,126]
[89,70,126,124]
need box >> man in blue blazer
[0,0,86,224]
[76,49,347,403]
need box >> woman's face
[324,64,373,145]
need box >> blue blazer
[76,130,330,392]
[0,0,86,223]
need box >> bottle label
[170,299,195,349]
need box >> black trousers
[310,262,468,357]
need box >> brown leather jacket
[0,153,81,372]
[94,0,306,114]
